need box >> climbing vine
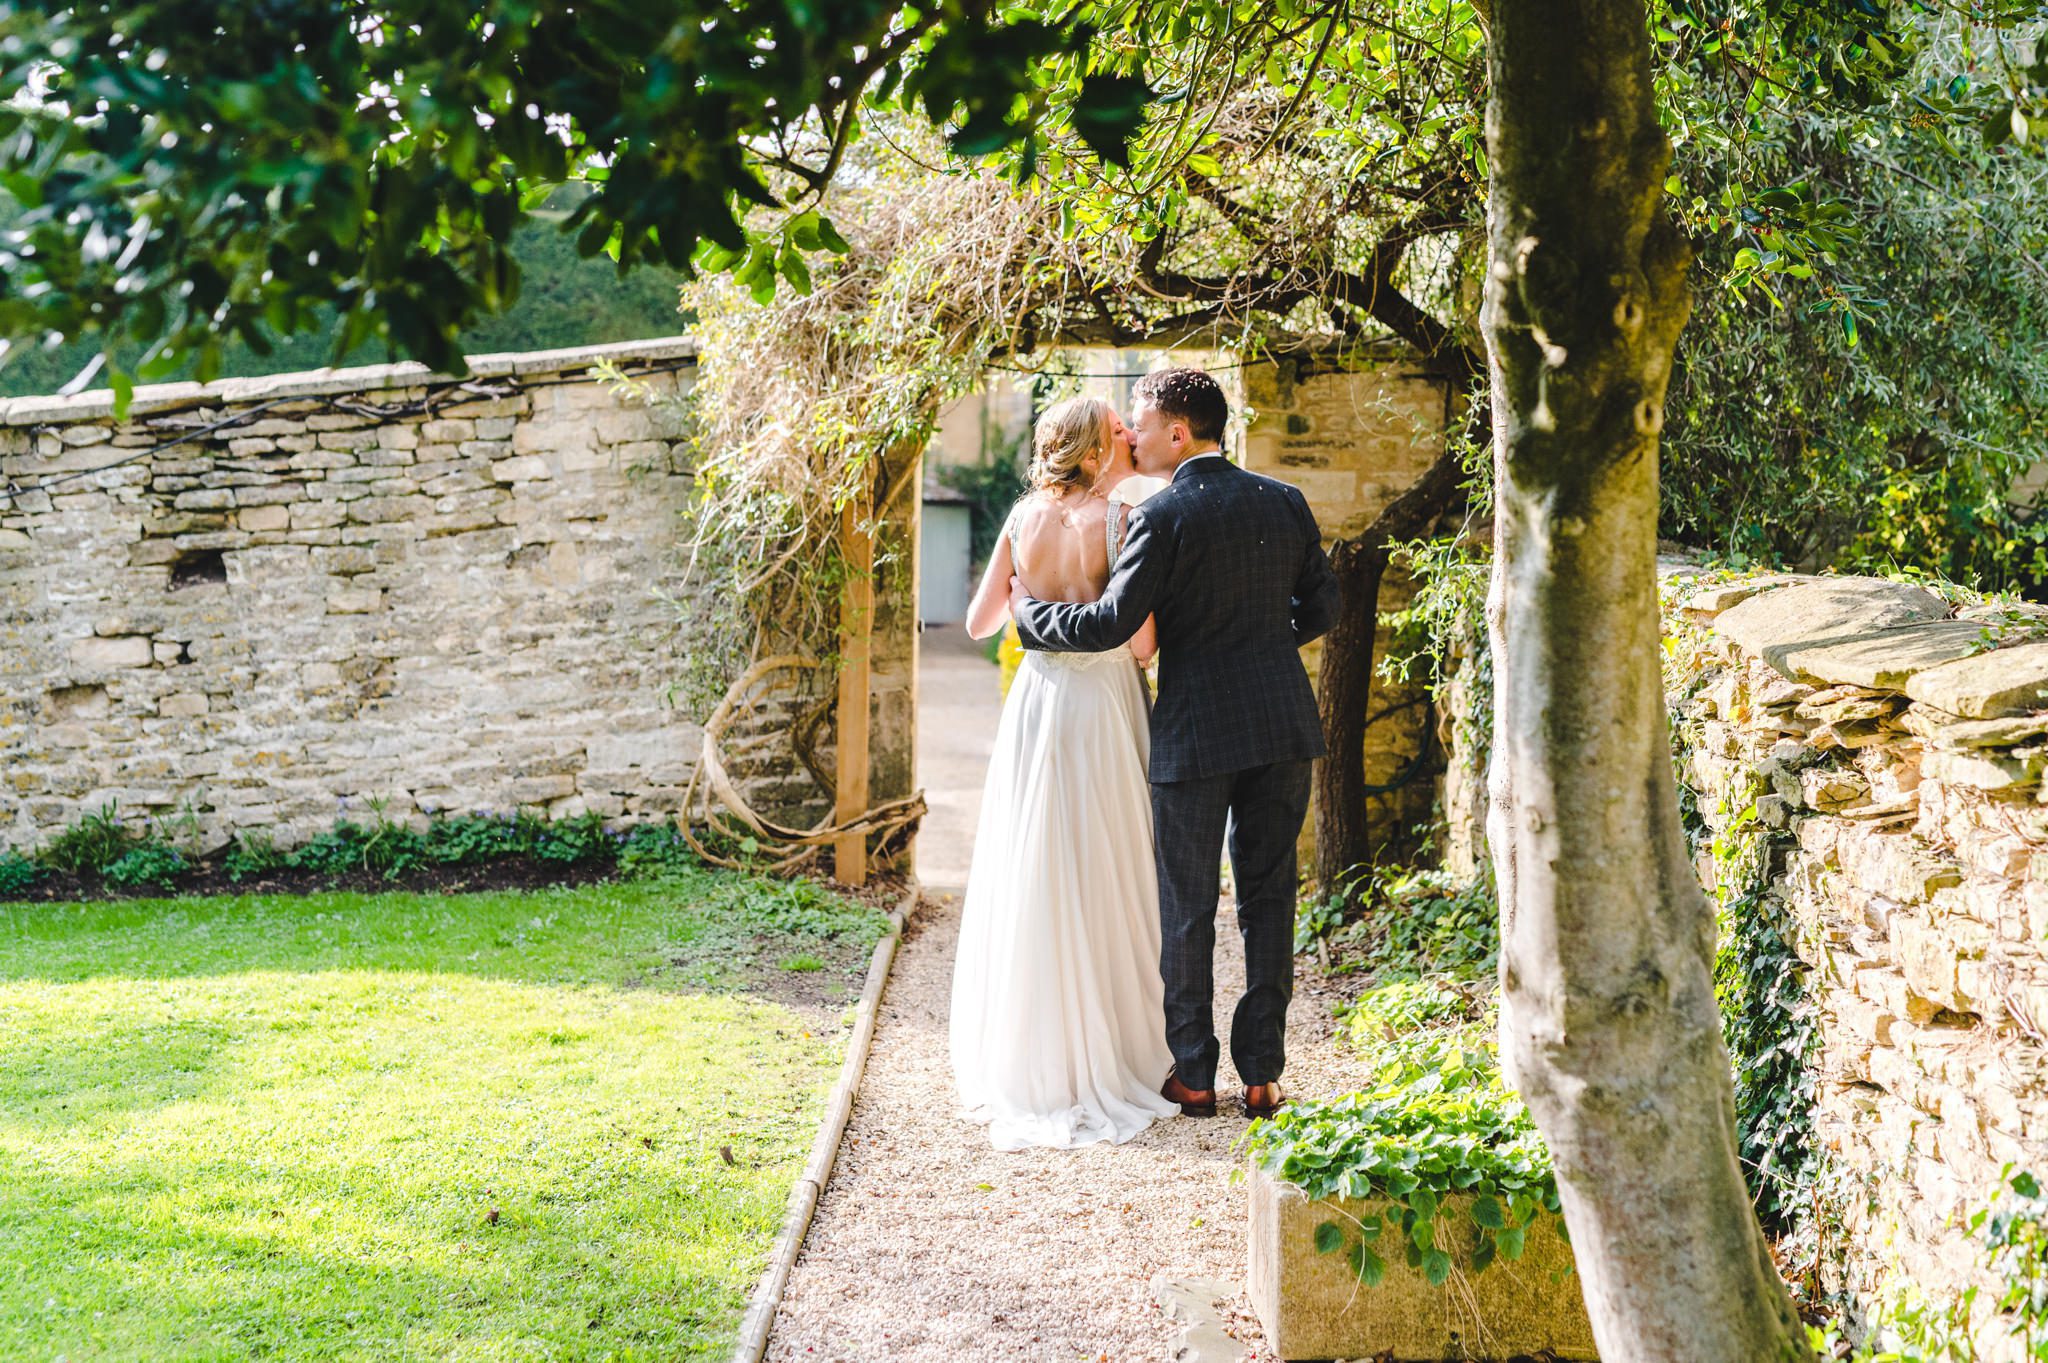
[1698,766,1824,1240]
[617,126,1089,866]
[1974,1168,2048,1361]
[1665,602,1827,1276]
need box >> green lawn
[0,875,889,1362]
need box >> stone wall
[1674,574,2048,1353]
[1241,352,1451,866]
[0,339,916,856]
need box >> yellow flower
[998,621,1024,698]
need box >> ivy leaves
[1245,1036,1566,1291]
[1690,772,1821,1236]
[1301,1155,1559,1289]
[1970,1165,2048,1344]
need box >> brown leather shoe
[1243,1082,1288,1119]
[1162,1072,1218,1118]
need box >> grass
[0,872,890,1361]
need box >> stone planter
[1248,1168,1598,1361]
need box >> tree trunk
[1313,541,1389,892]
[1479,0,1813,1358]
[1312,401,1477,898]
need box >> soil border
[731,879,922,1363]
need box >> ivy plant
[1243,1036,1564,1290]
[1973,1167,2048,1361]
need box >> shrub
[0,851,41,897]
[616,822,698,880]
[1299,864,1499,980]
[422,811,536,864]
[357,810,429,879]
[1334,977,1483,1050]
[283,821,376,878]
[102,844,188,889]
[533,812,612,864]
[39,802,136,874]
[1243,1034,1560,1288]
[266,806,419,880]
[223,830,286,882]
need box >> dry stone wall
[0,338,860,853]
[1241,353,1450,864]
[1675,574,2048,1354]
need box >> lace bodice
[1106,485,1133,559]
[1027,642,1133,672]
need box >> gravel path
[766,631,1375,1362]
[765,892,1373,1363]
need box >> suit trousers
[1150,759,1313,1091]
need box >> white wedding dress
[949,490,1179,1152]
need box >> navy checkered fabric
[1150,759,1312,1089]
[1011,456,1339,783]
[1013,456,1339,1090]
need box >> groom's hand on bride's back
[1008,574,1032,616]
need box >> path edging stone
[730,879,921,1363]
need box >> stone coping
[0,334,698,428]
[1682,573,2048,725]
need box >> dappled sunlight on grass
[0,880,887,1360]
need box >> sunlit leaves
[1248,1030,1567,1291]
[0,0,922,402]
[1653,0,2047,329]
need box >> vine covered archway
[663,118,1472,887]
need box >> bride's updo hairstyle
[1028,396,1114,495]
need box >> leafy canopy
[0,0,1137,397]
[2,0,2043,408]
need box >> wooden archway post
[833,492,875,885]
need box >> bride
[948,395,1178,1151]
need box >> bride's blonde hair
[1028,396,1114,495]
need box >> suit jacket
[1013,455,1341,782]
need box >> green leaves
[0,0,926,406]
[1966,1166,2048,1349]
[788,211,851,256]
[1244,1017,1560,1292]
[1067,72,1155,167]
[1688,762,1821,1239]
[690,208,854,306]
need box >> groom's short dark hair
[1133,367,1228,444]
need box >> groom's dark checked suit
[1012,453,1340,1092]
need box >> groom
[1009,367,1340,1119]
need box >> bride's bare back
[963,394,1161,653]
[964,470,1165,662]
[1010,490,1114,604]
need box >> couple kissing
[950,366,1338,1152]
